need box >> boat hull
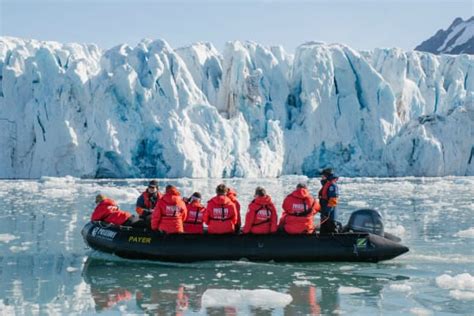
[81,221,409,263]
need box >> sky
[1,0,473,53]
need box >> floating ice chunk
[96,186,141,204]
[9,245,29,252]
[144,274,154,279]
[385,225,406,237]
[66,267,78,272]
[159,273,168,277]
[454,228,474,238]
[409,307,433,316]
[293,280,313,286]
[449,290,474,300]
[389,283,412,292]
[406,254,474,264]
[338,286,366,294]
[436,273,474,291]
[0,234,18,243]
[347,201,369,208]
[160,289,179,294]
[201,289,292,308]
[40,176,78,185]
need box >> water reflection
[82,257,405,315]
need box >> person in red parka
[91,194,147,228]
[183,192,205,234]
[151,185,187,233]
[204,184,238,234]
[226,188,242,232]
[243,187,278,234]
[279,183,320,234]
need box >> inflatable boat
[81,209,409,263]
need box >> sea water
[0,176,473,315]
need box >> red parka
[279,188,320,234]
[183,199,205,234]
[204,195,238,234]
[91,198,131,225]
[243,195,278,234]
[151,188,187,233]
[227,189,242,230]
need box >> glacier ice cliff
[0,37,473,178]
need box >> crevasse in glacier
[0,37,472,178]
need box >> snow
[1,36,473,178]
[454,227,474,238]
[201,289,292,309]
[438,19,474,53]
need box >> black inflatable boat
[81,209,409,263]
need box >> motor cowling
[345,209,384,236]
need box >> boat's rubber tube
[81,221,409,263]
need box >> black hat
[191,192,202,199]
[296,183,307,189]
[148,180,159,188]
[320,168,334,176]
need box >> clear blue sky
[1,0,473,53]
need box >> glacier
[0,36,473,178]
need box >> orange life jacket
[183,200,205,234]
[151,188,187,233]
[136,191,162,215]
[279,188,320,234]
[204,195,237,234]
[318,179,337,200]
[243,195,278,234]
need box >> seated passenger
[151,185,187,233]
[243,187,278,234]
[226,188,242,232]
[204,184,238,234]
[92,194,147,228]
[279,183,320,234]
[135,180,162,220]
[183,192,205,234]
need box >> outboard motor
[345,209,384,236]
